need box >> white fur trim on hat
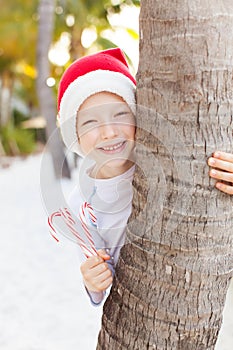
[59,69,136,156]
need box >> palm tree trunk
[36,0,70,178]
[97,0,233,349]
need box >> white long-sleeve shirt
[68,163,135,305]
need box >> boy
[56,47,233,305]
[57,48,136,305]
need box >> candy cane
[48,202,98,258]
[79,203,97,249]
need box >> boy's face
[77,91,136,178]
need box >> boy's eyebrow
[77,109,96,119]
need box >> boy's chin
[99,158,134,171]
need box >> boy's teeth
[102,141,124,151]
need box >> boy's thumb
[97,249,110,260]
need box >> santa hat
[57,48,136,155]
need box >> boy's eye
[114,111,135,125]
[114,111,131,118]
[81,119,97,126]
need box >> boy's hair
[57,48,136,156]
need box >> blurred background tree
[0,0,38,155]
[0,0,139,177]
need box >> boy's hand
[80,249,113,293]
[208,151,233,195]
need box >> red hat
[57,48,136,155]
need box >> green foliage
[94,36,118,50]
[0,0,38,68]
[0,122,36,156]
[13,109,29,126]
[0,0,38,121]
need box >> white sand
[0,153,232,349]
[0,154,102,350]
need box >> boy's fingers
[93,266,112,282]
[213,151,233,163]
[97,249,110,261]
[208,157,233,173]
[209,169,233,183]
[88,274,113,293]
[80,255,103,270]
[85,266,113,292]
[216,182,233,195]
[97,275,113,290]
[90,262,111,277]
[91,270,113,290]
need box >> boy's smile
[77,92,136,179]
[97,140,126,153]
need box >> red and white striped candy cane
[48,202,98,258]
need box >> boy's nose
[100,123,118,139]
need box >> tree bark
[36,0,70,178]
[97,0,233,349]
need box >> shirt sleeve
[85,288,106,306]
